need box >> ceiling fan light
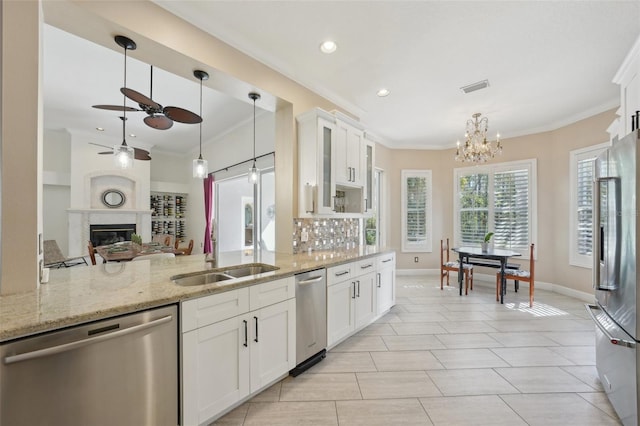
[193,158,208,179]
[114,144,134,169]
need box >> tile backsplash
[293,218,360,253]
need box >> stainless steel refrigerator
[587,129,639,426]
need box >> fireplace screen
[90,224,136,247]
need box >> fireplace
[90,224,136,246]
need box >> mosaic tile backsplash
[293,218,360,254]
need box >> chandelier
[455,112,502,163]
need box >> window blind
[576,157,595,255]
[494,169,529,249]
[406,177,427,243]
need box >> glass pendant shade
[248,163,260,184]
[193,157,208,179]
[114,144,134,169]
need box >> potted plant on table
[481,232,494,253]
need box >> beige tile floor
[214,274,621,425]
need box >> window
[401,170,432,252]
[454,159,537,257]
[569,143,609,267]
[364,169,384,247]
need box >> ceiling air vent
[461,79,490,94]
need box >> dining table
[95,242,180,262]
[453,246,522,303]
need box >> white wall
[43,185,71,254]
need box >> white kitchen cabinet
[181,277,295,425]
[363,137,376,214]
[611,34,640,139]
[335,117,364,187]
[297,109,336,215]
[182,314,250,426]
[376,252,396,314]
[327,278,356,347]
[248,298,296,393]
[326,259,377,347]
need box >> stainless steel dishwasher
[0,305,178,426]
[290,268,327,376]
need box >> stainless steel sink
[221,263,279,278]
[171,272,233,286]
[171,263,279,286]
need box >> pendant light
[248,92,261,184]
[113,36,135,169]
[193,70,209,179]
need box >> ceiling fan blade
[163,106,202,124]
[120,87,161,110]
[144,114,173,130]
[134,148,152,161]
[92,104,141,112]
[98,151,113,155]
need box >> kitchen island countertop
[0,247,393,342]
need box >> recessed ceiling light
[377,88,390,97]
[320,40,337,54]
[129,133,136,138]
[96,127,104,131]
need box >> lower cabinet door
[327,280,355,347]
[182,316,250,426]
[249,298,296,393]
[377,266,395,314]
[355,271,377,328]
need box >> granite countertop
[0,247,394,342]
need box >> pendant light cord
[199,75,203,160]
[122,44,127,146]
[252,96,256,166]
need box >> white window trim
[401,169,432,253]
[569,142,610,268]
[453,159,537,259]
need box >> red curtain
[203,175,214,253]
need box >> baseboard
[397,269,595,302]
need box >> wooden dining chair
[87,241,97,266]
[496,243,535,307]
[440,238,474,295]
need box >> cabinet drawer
[249,277,295,311]
[181,288,250,333]
[355,258,376,276]
[327,263,354,286]
[377,253,395,269]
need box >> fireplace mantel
[68,208,153,214]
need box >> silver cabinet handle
[382,258,393,263]
[377,272,381,288]
[335,270,350,277]
[585,304,635,348]
[4,315,173,365]
[347,167,352,181]
[243,319,248,347]
[356,280,360,297]
[360,263,373,269]
[298,276,324,285]
[352,282,356,299]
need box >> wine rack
[150,192,187,242]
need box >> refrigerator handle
[593,176,621,291]
[585,304,636,348]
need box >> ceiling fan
[89,116,152,161]
[90,142,152,161]
[92,35,202,130]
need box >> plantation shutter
[493,168,529,249]
[406,176,427,243]
[576,157,595,255]
[458,174,489,244]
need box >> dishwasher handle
[4,314,173,365]
[585,304,636,348]
[297,276,324,285]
